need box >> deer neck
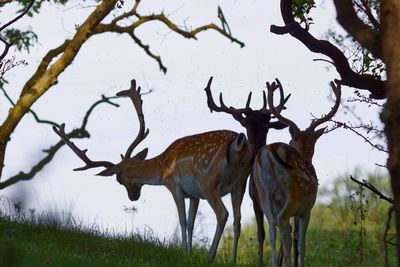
[123,157,165,186]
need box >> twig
[330,119,388,153]
[350,175,393,204]
[0,0,35,61]
[93,4,244,72]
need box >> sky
[1,0,387,243]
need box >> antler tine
[117,79,150,159]
[262,90,267,110]
[307,80,342,131]
[274,78,291,112]
[267,80,300,133]
[261,79,291,115]
[53,123,114,171]
[204,76,252,115]
[245,91,252,109]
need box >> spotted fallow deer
[253,79,341,267]
[204,76,290,264]
[53,79,253,263]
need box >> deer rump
[253,143,318,215]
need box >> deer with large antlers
[53,79,253,263]
[204,76,290,264]
[253,79,341,267]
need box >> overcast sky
[1,0,386,242]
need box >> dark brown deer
[253,79,341,267]
[53,79,253,263]
[204,76,290,264]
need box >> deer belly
[177,175,205,199]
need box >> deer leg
[277,211,292,267]
[187,197,199,252]
[249,176,265,265]
[298,213,310,267]
[231,180,247,264]
[171,188,188,250]
[268,218,277,267]
[277,243,284,267]
[277,222,293,267]
[204,191,229,262]
[293,217,299,267]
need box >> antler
[267,79,300,132]
[307,80,341,131]
[262,79,291,115]
[53,124,114,171]
[205,76,290,116]
[117,79,150,159]
[204,77,254,116]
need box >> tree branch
[350,175,393,204]
[0,0,35,32]
[93,6,244,72]
[271,0,386,99]
[128,32,166,73]
[333,0,381,59]
[329,119,388,153]
[0,0,119,179]
[0,0,35,61]
[1,87,59,127]
[0,95,120,189]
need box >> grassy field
[0,215,244,267]
[0,173,397,267]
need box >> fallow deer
[204,76,290,264]
[53,79,254,263]
[253,79,341,267]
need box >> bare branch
[0,0,35,32]
[128,32,166,73]
[93,6,244,72]
[1,87,59,127]
[329,119,387,152]
[0,94,120,188]
[350,175,393,204]
[0,0,35,61]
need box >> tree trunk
[382,0,400,265]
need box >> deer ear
[96,165,119,177]
[268,120,288,130]
[133,148,148,160]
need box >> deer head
[53,79,149,201]
[204,77,291,150]
[267,79,341,162]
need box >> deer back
[253,143,318,209]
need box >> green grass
[219,205,397,267]
[0,215,252,267]
[0,172,397,266]
[1,205,396,267]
